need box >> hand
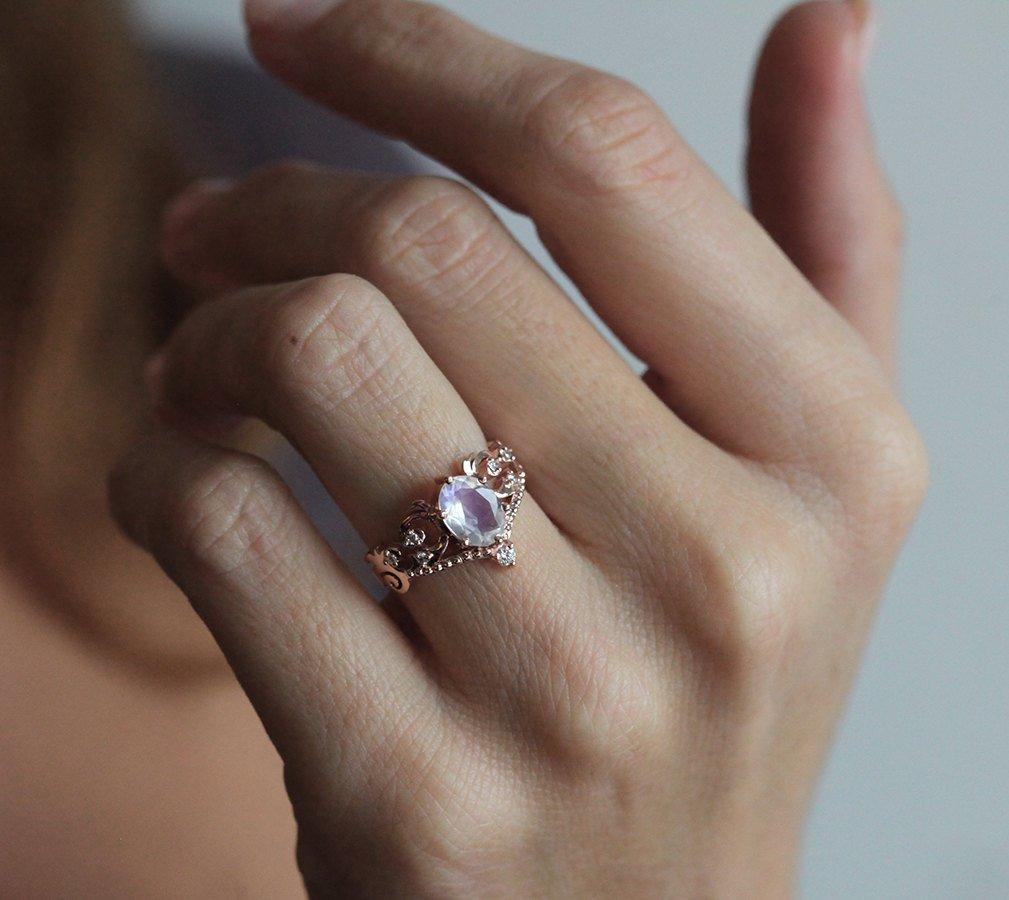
[111,1,926,895]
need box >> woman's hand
[110,1,926,895]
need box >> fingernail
[847,0,878,72]
[143,350,168,403]
[161,179,232,262]
[244,0,342,31]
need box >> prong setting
[366,442,525,592]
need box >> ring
[365,441,526,594]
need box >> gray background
[134,2,1009,897]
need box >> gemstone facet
[438,475,506,547]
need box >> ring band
[365,441,525,594]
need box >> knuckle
[518,603,665,767]
[256,274,401,409]
[520,67,692,196]
[167,456,289,576]
[553,650,663,768]
[829,398,930,535]
[384,751,528,897]
[362,176,505,292]
[397,801,527,896]
[682,513,806,673]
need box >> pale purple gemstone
[438,476,506,547]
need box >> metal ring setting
[365,442,525,594]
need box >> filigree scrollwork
[365,548,409,594]
[366,442,526,593]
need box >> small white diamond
[495,541,516,567]
[403,528,424,547]
[414,549,433,565]
[501,470,518,492]
[486,457,503,476]
[498,446,515,462]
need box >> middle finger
[162,163,727,553]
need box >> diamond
[495,541,516,567]
[498,446,515,462]
[414,549,434,566]
[500,470,518,493]
[438,475,506,547]
[486,457,503,476]
[402,527,424,547]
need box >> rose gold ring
[365,441,525,594]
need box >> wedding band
[365,441,525,594]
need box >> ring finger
[148,272,608,697]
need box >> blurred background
[132,2,1009,896]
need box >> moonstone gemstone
[438,476,506,547]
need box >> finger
[160,163,721,550]
[148,273,600,699]
[109,427,442,792]
[747,0,902,375]
[152,273,486,538]
[242,0,897,479]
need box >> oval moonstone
[438,475,506,547]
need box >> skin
[3,0,925,896]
